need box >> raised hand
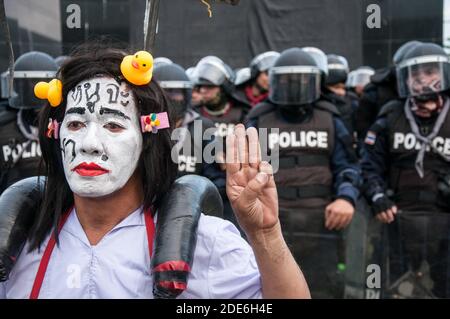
[225,124,278,236]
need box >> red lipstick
[72,162,109,177]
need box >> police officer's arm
[331,117,361,206]
[360,117,397,223]
[226,124,310,298]
[324,117,361,229]
[201,129,227,198]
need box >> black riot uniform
[246,48,362,299]
[0,51,57,193]
[233,51,280,109]
[361,43,450,298]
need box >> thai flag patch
[365,131,377,145]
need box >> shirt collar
[62,205,145,247]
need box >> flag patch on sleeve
[365,131,377,145]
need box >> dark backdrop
[0,0,444,73]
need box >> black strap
[278,154,329,169]
[278,185,332,200]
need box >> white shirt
[0,207,262,299]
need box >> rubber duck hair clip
[120,50,154,86]
[140,112,170,134]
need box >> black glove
[371,194,395,216]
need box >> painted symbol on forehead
[99,106,131,120]
[83,82,100,113]
[120,89,131,107]
[107,83,120,104]
[62,138,77,163]
[70,85,83,105]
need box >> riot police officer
[356,41,422,144]
[233,51,280,108]
[346,66,375,98]
[153,62,223,179]
[322,54,358,143]
[0,51,57,193]
[246,47,362,298]
[361,42,450,298]
[194,56,249,139]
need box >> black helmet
[249,51,280,79]
[194,56,235,93]
[393,41,422,65]
[396,42,450,98]
[154,63,192,120]
[1,51,57,109]
[269,47,321,105]
[325,54,349,86]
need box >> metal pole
[143,0,160,52]
[0,0,14,97]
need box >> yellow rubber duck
[120,51,154,85]
[34,79,63,107]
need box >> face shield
[252,52,280,73]
[396,55,450,98]
[1,70,56,109]
[346,69,374,88]
[269,66,321,105]
[159,81,193,120]
[302,47,328,76]
[195,60,230,87]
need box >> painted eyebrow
[99,107,131,120]
[66,107,86,115]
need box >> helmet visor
[195,61,229,86]
[269,66,321,105]
[8,71,56,109]
[396,55,450,98]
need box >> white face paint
[59,77,143,197]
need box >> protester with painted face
[0,46,310,299]
[0,51,57,193]
[361,42,450,298]
[233,51,280,108]
[246,47,361,298]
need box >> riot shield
[344,198,384,299]
[383,210,450,299]
[279,206,346,299]
[345,204,450,299]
